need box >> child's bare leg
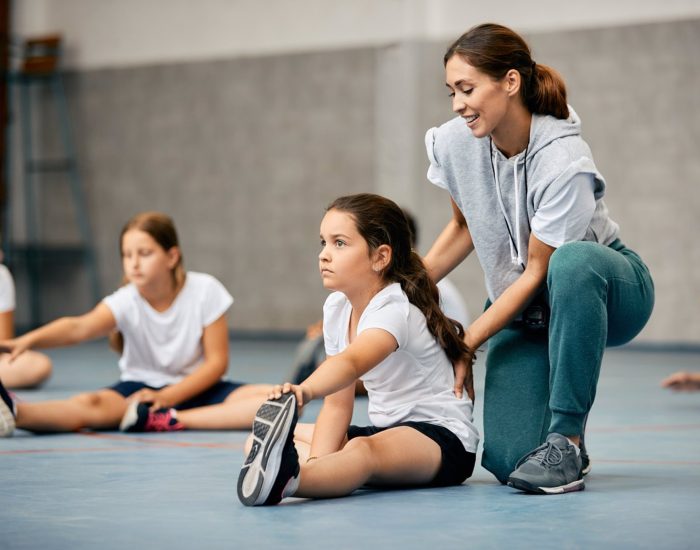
[176,384,273,430]
[294,427,442,498]
[16,390,128,433]
[0,351,52,389]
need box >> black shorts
[347,421,476,487]
[107,380,244,410]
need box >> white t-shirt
[103,271,233,387]
[0,265,15,313]
[323,282,479,453]
[437,278,470,328]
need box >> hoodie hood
[425,105,619,302]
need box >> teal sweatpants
[481,239,654,483]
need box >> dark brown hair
[445,23,569,119]
[109,211,184,354]
[327,194,469,363]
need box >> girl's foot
[0,378,16,437]
[120,401,184,432]
[237,392,300,506]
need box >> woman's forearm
[424,217,474,283]
[466,270,543,350]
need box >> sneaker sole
[507,477,585,495]
[581,461,592,476]
[0,396,15,437]
[119,400,140,432]
[237,393,297,506]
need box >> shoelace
[531,442,564,466]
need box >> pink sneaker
[120,401,185,432]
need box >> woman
[423,23,654,494]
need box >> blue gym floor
[1,339,699,549]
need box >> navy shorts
[107,380,244,410]
[347,421,476,487]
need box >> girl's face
[121,229,179,291]
[445,54,517,138]
[318,209,387,295]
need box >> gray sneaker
[580,431,591,476]
[507,433,584,494]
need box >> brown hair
[445,23,569,119]
[327,194,470,363]
[109,211,185,354]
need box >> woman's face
[445,54,514,139]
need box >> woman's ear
[504,68,521,97]
[372,244,392,274]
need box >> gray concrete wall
[7,18,700,343]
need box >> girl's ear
[504,68,521,97]
[166,246,181,270]
[372,244,392,274]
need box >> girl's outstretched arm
[271,327,397,407]
[0,303,117,360]
[132,314,229,410]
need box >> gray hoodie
[425,106,619,301]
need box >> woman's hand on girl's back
[452,356,475,403]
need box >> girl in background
[0,211,272,437]
[0,262,52,388]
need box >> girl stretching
[0,211,272,437]
[237,194,479,506]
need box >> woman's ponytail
[527,63,568,119]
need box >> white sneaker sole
[508,477,585,494]
[237,393,296,506]
[119,400,140,431]
[0,397,15,437]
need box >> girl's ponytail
[395,251,469,364]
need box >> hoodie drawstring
[491,144,527,267]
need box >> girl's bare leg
[16,389,128,433]
[176,384,273,430]
[0,351,52,389]
[294,426,442,498]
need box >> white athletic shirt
[0,264,15,313]
[323,282,479,453]
[102,271,233,387]
[437,278,470,328]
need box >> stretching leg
[177,384,273,430]
[16,389,128,433]
[294,426,441,499]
